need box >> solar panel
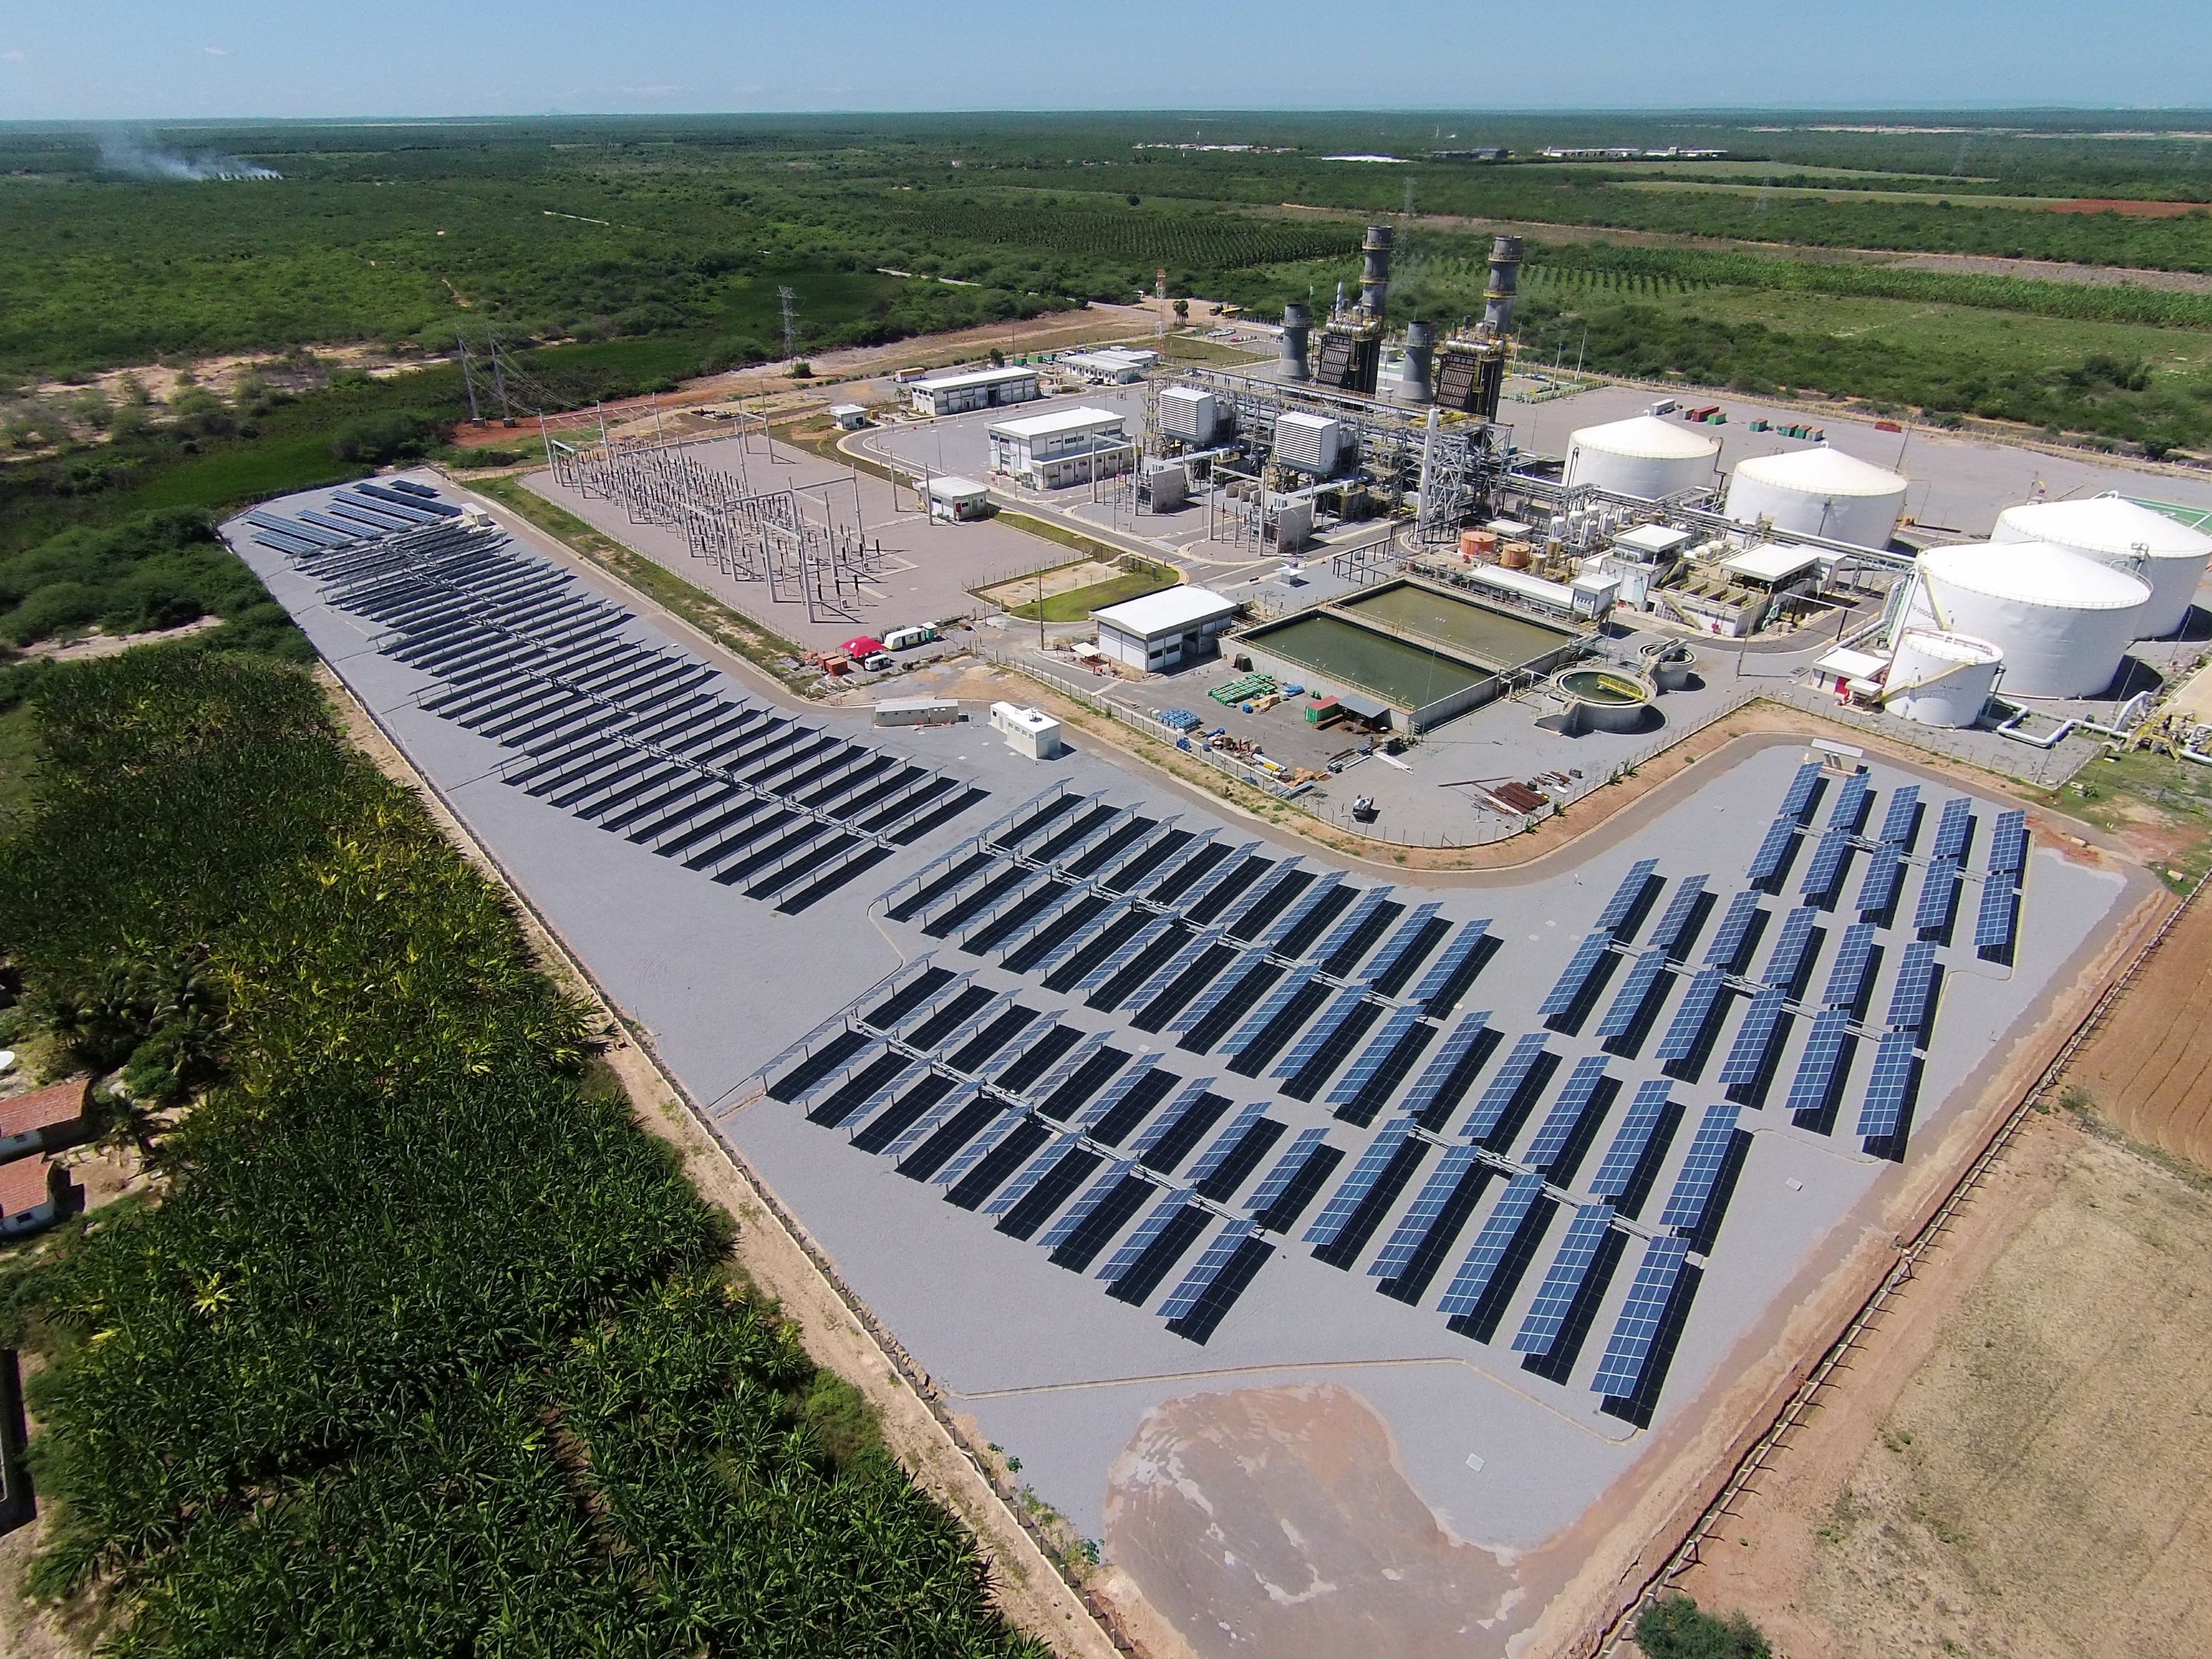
[1974,877,2020,954]
[1313,885,1395,970]
[1589,1236,1694,1400]
[1129,1078,1223,1161]
[1021,1029,1113,1111]
[1747,817,1799,886]
[1408,921,1492,1013]
[1798,831,1854,907]
[1596,949,1673,1041]
[1463,1031,1549,1145]
[1075,915,1177,994]
[1987,808,2029,877]
[1650,875,1709,959]
[1039,1159,1140,1252]
[1857,1029,1920,1141]
[1185,1102,1270,1188]
[1272,987,1377,1082]
[1325,1005,1430,1112]
[985,1134,1085,1217]
[1157,1219,1261,1322]
[1596,859,1661,935]
[1073,1055,1162,1137]
[930,1106,1030,1189]
[1245,1127,1333,1221]
[1654,970,1729,1066]
[1171,950,1268,1033]
[1437,1171,1550,1319]
[1521,1055,1610,1173]
[1368,1144,1484,1285]
[1876,784,1921,848]
[1364,903,1445,993]
[1931,796,1974,860]
[1718,990,1788,1090]
[1885,941,1941,1036]
[1914,857,1961,934]
[1785,1007,1854,1117]
[1219,859,1308,939]
[1221,964,1322,1059]
[1589,1079,1675,1202]
[1659,1103,1743,1233]
[883,1082,982,1159]
[1538,932,1616,1021]
[1856,850,1906,918]
[1779,759,1824,822]
[1825,771,1871,835]
[1704,889,1765,973]
[1758,906,1822,993]
[1258,870,1345,949]
[1822,922,1878,1011]
[1097,1193,1196,1285]
[1511,1204,1618,1356]
[1400,1013,1492,1128]
[1303,1118,1418,1250]
[1117,927,1221,1016]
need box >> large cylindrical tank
[1904,542,2150,698]
[1563,415,1720,500]
[1280,302,1311,382]
[1725,447,1908,549]
[1991,495,2212,638]
[1395,320,1435,405]
[1361,225,1393,315]
[1885,630,2003,728]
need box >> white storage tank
[1902,542,2150,699]
[1884,630,2003,729]
[1991,495,2212,639]
[1726,447,1909,549]
[1563,415,1719,500]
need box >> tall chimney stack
[1280,302,1311,381]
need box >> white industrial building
[1060,346,1157,384]
[986,406,1132,489]
[1899,541,2150,699]
[922,475,992,521]
[908,365,1039,417]
[1159,385,1224,445]
[1563,415,1719,500]
[1272,411,1345,476]
[1726,447,1909,549]
[1991,495,2212,639]
[1093,586,1239,673]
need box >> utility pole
[457,329,482,425]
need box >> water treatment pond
[1337,583,1576,669]
[1246,613,1488,708]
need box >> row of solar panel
[289,519,985,912]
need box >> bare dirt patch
[974,559,1121,609]
[2045,197,2208,216]
[2060,894,2212,1167]
[1671,1115,2212,1659]
[1103,1383,1516,1659]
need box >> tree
[1635,1595,1771,1659]
[1173,298,1190,322]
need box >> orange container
[1459,529,1498,561]
[1501,541,1533,570]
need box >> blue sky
[3,1,2207,120]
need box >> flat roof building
[922,474,992,520]
[988,405,1132,491]
[908,365,1039,418]
[1094,585,1238,674]
[1061,347,1159,384]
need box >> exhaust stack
[1280,302,1311,381]
[1361,223,1394,317]
[1482,234,1523,336]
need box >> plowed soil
[2060,895,2212,1166]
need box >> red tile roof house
[0,1080,91,1240]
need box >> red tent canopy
[842,636,887,658]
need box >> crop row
[0,650,1046,1657]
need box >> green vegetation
[1635,1594,1772,1659]
[1004,558,1178,621]
[0,650,1045,1656]
[0,508,301,652]
[0,703,37,824]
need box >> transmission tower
[778,286,799,360]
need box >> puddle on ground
[1104,1382,1520,1659]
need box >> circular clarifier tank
[1552,666,1658,732]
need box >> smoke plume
[95,129,283,182]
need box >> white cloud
[204,46,228,57]
[2,49,25,62]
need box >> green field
[1004,568,1177,621]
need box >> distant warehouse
[907,365,1039,417]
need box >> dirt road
[2060,893,2212,1166]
